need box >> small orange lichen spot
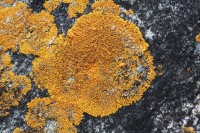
[19,11,58,56]
[195,33,200,43]
[13,128,23,133]
[0,53,12,71]
[43,0,60,12]
[0,0,15,5]
[67,0,89,18]
[125,9,134,16]
[0,2,31,51]
[26,98,83,132]
[44,0,89,18]
[155,64,163,76]
[183,126,196,133]
[1,54,11,66]
[0,71,31,116]
[26,98,53,129]
[92,0,120,15]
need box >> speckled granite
[0,0,200,133]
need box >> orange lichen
[0,3,57,56]
[67,11,155,116]
[183,126,196,133]
[125,9,134,16]
[67,0,89,18]
[0,53,12,71]
[19,11,57,56]
[26,98,53,129]
[1,0,156,132]
[0,0,15,5]
[0,2,31,52]
[92,0,120,15]
[32,7,156,116]
[0,71,31,116]
[44,0,89,18]
[13,128,23,133]
[26,98,83,132]
[196,33,200,43]
[43,0,59,12]
[0,3,33,117]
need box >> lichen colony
[0,0,156,132]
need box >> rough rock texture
[0,0,200,133]
[28,0,45,13]
[10,51,34,75]
[51,2,75,35]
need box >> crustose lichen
[0,0,156,132]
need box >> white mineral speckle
[132,14,144,27]
[145,29,155,40]
[45,120,56,133]
[158,3,164,10]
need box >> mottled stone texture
[28,0,45,13]
[1,0,200,133]
[51,3,75,35]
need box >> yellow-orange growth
[0,0,156,132]
[44,0,89,18]
[32,1,156,117]
[196,33,200,43]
